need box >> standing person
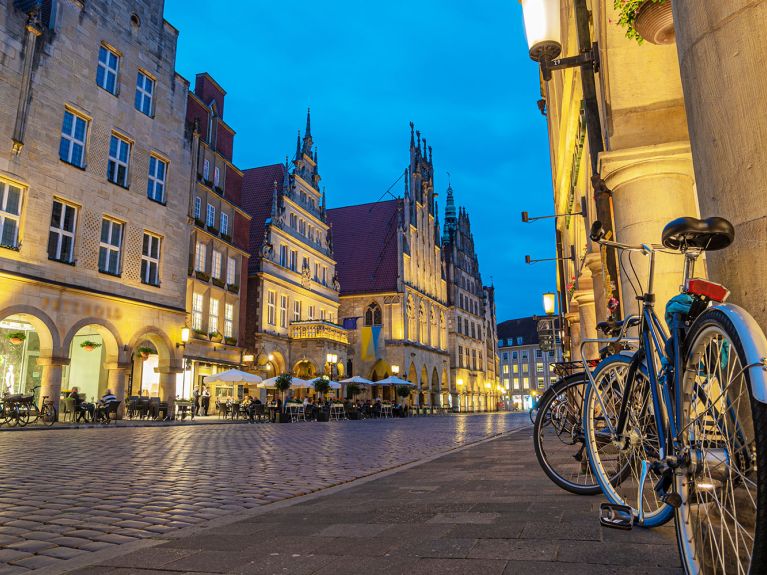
[201,385,210,416]
[192,386,200,416]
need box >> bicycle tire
[583,353,674,528]
[533,373,601,496]
[674,307,767,575]
[42,403,56,426]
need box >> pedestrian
[201,385,210,416]
[192,386,200,416]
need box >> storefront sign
[40,297,123,321]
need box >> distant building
[441,184,500,412]
[329,123,449,406]
[241,111,347,382]
[183,73,251,401]
[497,317,563,410]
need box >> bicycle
[0,386,56,427]
[533,323,638,496]
[582,216,767,574]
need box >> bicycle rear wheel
[533,373,600,495]
[675,308,767,575]
[583,354,674,527]
[42,403,56,426]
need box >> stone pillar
[105,363,130,419]
[573,289,599,361]
[158,369,179,419]
[599,143,698,320]
[37,356,69,418]
[673,2,767,329]
[584,251,609,324]
[565,308,582,361]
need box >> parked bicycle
[582,216,766,574]
[0,385,56,427]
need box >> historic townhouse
[241,112,346,381]
[0,0,189,411]
[329,124,449,407]
[183,73,251,401]
[442,184,500,411]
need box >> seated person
[68,386,92,421]
[94,389,117,421]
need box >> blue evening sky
[164,0,558,322]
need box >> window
[322,266,327,286]
[107,134,130,187]
[279,295,287,328]
[471,349,477,370]
[535,349,543,359]
[289,249,297,271]
[279,244,288,267]
[226,256,236,285]
[299,219,306,236]
[96,45,119,94]
[458,345,464,368]
[48,199,77,262]
[224,303,234,338]
[220,212,229,236]
[293,300,301,322]
[308,305,315,320]
[523,364,529,373]
[502,365,509,374]
[289,213,297,228]
[209,298,219,334]
[194,242,206,272]
[537,377,545,389]
[267,290,276,325]
[192,293,203,330]
[203,159,210,182]
[523,377,530,389]
[59,110,87,168]
[537,362,544,373]
[146,156,167,203]
[213,166,220,187]
[512,351,518,360]
[98,218,123,275]
[517,336,524,345]
[320,309,326,321]
[313,262,319,281]
[0,180,22,248]
[211,250,222,279]
[513,364,519,374]
[522,351,528,359]
[302,256,309,272]
[194,196,201,220]
[206,204,215,228]
[364,303,382,326]
[513,378,520,390]
[141,232,161,286]
[502,352,508,361]
[135,71,154,115]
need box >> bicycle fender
[712,303,767,404]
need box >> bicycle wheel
[674,307,767,575]
[583,354,674,527]
[42,403,56,426]
[533,373,601,495]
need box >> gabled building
[241,111,346,381]
[441,185,500,411]
[183,73,251,401]
[329,123,449,407]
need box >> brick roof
[241,163,286,274]
[327,200,401,296]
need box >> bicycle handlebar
[590,220,663,253]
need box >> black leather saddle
[661,217,734,251]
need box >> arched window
[364,302,382,326]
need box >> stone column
[573,289,599,361]
[599,143,697,320]
[565,307,582,361]
[37,356,69,418]
[673,2,767,329]
[584,251,608,324]
[105,362,130,419]
[157,369,179,419]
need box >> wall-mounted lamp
[176,326,190,349]
[543,292,557,316]
[391,365,400,375]
[456,378,464,387]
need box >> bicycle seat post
[681,249,700,285]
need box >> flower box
[212,277,226,288]
[195,270,210,282]
[227,283,240,295]
[224,336,237,346]
[220,233,232,243]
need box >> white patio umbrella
[375,375,416,386]
[203,369,262,385]
[340,376,374,385]
[257,375,311,389]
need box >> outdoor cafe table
[380,403,393,418]
[286,403,305,422]
[329,403,345,420]
[175,400,193,420]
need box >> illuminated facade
[329,124,450,407]
[183,73,251,401]
[441,185,500,411]
[242,111,346,382]
[0,0,189,411]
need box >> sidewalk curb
[39,422,530,575]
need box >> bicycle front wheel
[583,353,674,527]
[533,373,601,495]
[675,307,767,575]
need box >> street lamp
[391,364,400,375]
[543,293,556,316]
[326,352,338,380]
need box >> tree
[346,383,361,400]
[396,385,411,401]
[313,376,330,398]
[274,373,292,412]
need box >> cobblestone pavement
[68,423,681,575]
[0,413,526,574]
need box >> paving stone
[5,539,57,552]
[0,550,33,563]
[10,554,64,570]
[38,546,87,559]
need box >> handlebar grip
[590,220,605,242]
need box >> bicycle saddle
[661,216,734,251]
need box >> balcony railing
[289,320,348,344]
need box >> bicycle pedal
[599,503,634,530]
[661,492,682,508]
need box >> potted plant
[614,0,674,45]
[224,336,237,346]
[80,340,102,352]
[136,346,154,360]
[7,332,26,345]
[396,385,411,416]
[274,373,293,422]
[346,382,361,401]
[209,330,223,343]
[193,328,208,339]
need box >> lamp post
[520,0,621,319]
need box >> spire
[404,167,410,199]
[416,130,421,158]
[428,145,433,165]
[295,130,301,161]
[443,175,458,242]
[313,145,318,163]
[410,121,415,149]
[270,180,279,217]
[321,186,326,213]
[305,107,312,139]
[301,108,314,156]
